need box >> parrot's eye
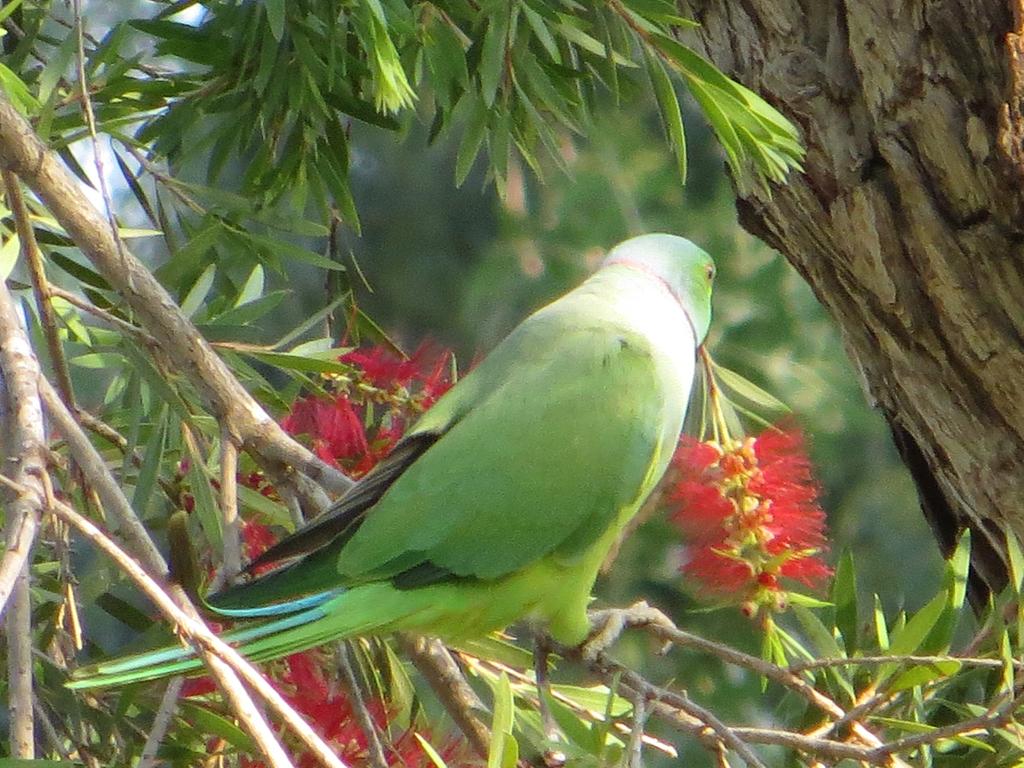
[705,264,716,282]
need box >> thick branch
[0,271,45,756]
[0,89,353,497]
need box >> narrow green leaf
[557,23,636,67]
[523,5,560,63]
[237,485,294,530]
[413,733,451,768]
[870,716,994,752]
[243,231,347,271]
[793,606,845,659]
[645,51,686,184]
[0,63,41,114]
[889,591,947,656]
[206,291,287,327]
[70,352,127,369]
[888,660,962,692]
[0,234,19,281]
[873,594,889,650]
[455,99,488,186]
[247,350,350,375]
[923,530,970,653]
[1000,628,1014,695]
[180,263,216,318]
[186,442,222,552]
[130,405,168,516]
[551,684,632,718]
[264,0,285,40]
[832,550,858,656]
[236,264,265,307]
[38,32,77,104]
[1006,530,1024,593]
[713,364,790,412]
[488,672,517,768]
[480,8,510,107]
[0,0,25,25]
[178,701,257,752]
[878,590,947,685]
[453,636,535,669]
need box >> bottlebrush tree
[0,3,1022,768]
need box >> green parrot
[69,233,715,689]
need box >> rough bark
[677,0,1024,596]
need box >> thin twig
[38,377,165,569]
[14,481,350,768]
[400,635,491,760]
[0,214,45,621]
[336,641,389,768]
[727,726,883,763]
[33,697,72,760]
[3,170,75,406]
[46,284,159,348]
[602,604,891,751]
[625,689,648,768]
[863,688,1024,761]
[220,424,242,580]
[584,650,768,768]
[137,677,185,768]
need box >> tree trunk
[678,0,1024,597]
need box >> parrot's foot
[581,601,676,662]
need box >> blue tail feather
[205,588,343,619]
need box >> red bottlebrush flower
[668,426,832,614]
[340,346,422,389]
[236,649,465,768]
[282,344,453,479]
[181,676,217,698]
[241,520,277,562]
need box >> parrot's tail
[66,602,331,689]
[67,583,432,690]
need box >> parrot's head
[602,233,715,345]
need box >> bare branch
[21,484,353,768]
[400,635,491,760]
[587,652,769,768]
[0,89,353,497]
[0,253,47,757]
[38,377,166,570]
[3,171,75,406]
[33,382,342,768]
[137,677,185,768]
[220,424,242,580]
[336,641,389,768]
[591,603,893,754]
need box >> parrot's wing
[241,432,442,571]
[209,310,676,612]
[334,318,671,583]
